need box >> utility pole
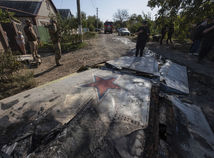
[96,8,98,30]
[77,0,83,42]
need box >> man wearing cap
[135,21,150,57]
[24,19,41,64]
[46,19,62,66]
[198,17,214,63]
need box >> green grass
[0,71,36,100]
[61,42,87,52]
[83,32,96,40]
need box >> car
[118,28,130,36]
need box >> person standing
[135,21,150,57]
[24,19,41,64]
[46,19,62,66]
[166,24,174,44]
[198,17,214,63]
[16,31,26,55]
[160,24,168,45]
[189,19,208,55]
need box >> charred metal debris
[0,47,214,158]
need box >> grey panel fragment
[167,96,214,158]
[160,60,189,94]
[106,56,159,76]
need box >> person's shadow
[34,65,58,78]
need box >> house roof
[57,9,73,19]
[0,1,41,16]
[0,0,58,17]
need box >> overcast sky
[52,0,159,21]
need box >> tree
[87,15,103,30]
[148,0,214,39]
[113,9,129,27]
[0,9,15,23]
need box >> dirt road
[33,34,134,85]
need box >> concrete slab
[16,55,33,62]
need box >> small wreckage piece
[0,69,158,158]
[160,60,189,94]
[161,96,214,158]
[106,56,159,77]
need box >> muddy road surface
[33,34,135,85]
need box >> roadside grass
[0,52,36,100]
[61,42,87,52]
[83,32,96,40]
[39,32,96,53]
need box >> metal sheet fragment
[160,60,189,94]
[167,96,214,158]
[106,56,159,76]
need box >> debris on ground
[0,36,214,158]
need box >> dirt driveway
[32,34,134,85]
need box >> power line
[60,0,64,9]
[90,0,96,9]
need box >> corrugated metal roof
[0,1,42,17]
[57,9,73,19]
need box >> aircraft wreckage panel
[129,57,159,76]
[167,96,214,158]
[106,56,159,76]
[106,56,136,69]
[160,60,189,94]
[0,69,153,156]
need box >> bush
[83,32,96,40]
[0,51,36,99]
[0,51,22,81]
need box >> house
[57,9,73,19]
[0,0,58,26]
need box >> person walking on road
[135,21,150,57]
[166,24,174,44]
[198,17,214,63]
[24,19,41,64]
[160,24,168,45]
[46,19,62,66]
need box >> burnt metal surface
[160,60,189,94]
[166,96,214,158]
[0,69,154,157]
[106,56,159,76]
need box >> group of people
[135,17,214,63]
[135,21,175,57]
[160,24,174,45]
[15,19,62,66]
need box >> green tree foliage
[148,0,214,39]
[87,15,103,30]
[0,9,15,23]
[113,9,129,27]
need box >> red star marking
[85,76,120,99]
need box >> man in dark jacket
[189,19,208,55]
[166,24,174,44]
[160,24,168,45]
[198,17,214,63]
[135,21,150,57]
